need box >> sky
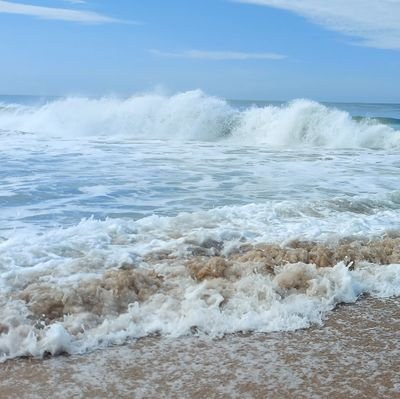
[1,0,400,102]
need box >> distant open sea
[0,92,399,397]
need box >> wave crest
[0,90,398,148]
[232,99,399,148]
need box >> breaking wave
[0,90,399,148]
[0,199,400,361]
[1,233,399,361]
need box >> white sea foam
[0,256,399,361]
[0,92,399,362]
[0,90,398,148]
[0,200,399,361]
[1,197,399,274]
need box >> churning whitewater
[1,90,399,147]
[0,91,399,361]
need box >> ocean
[0,91,399,397]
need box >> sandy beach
[1,296,399,399]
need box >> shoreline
[1,296,399,399]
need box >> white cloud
[149,49,286,60]
[0,0,120,23]
[233,0,400,50]
[64,0,86,4]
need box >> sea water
[0,90,399,361]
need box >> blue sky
[1,0,399,102]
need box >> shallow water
[0,91,399,362]
[1,296,399,399]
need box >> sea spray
[0,90,398,148]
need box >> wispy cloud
[64,0,86,4]
[0,0,121,23]
[149,49,286,60]
[233,0,400,50]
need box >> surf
[0,90,399,149]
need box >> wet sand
[1,296,399,399]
